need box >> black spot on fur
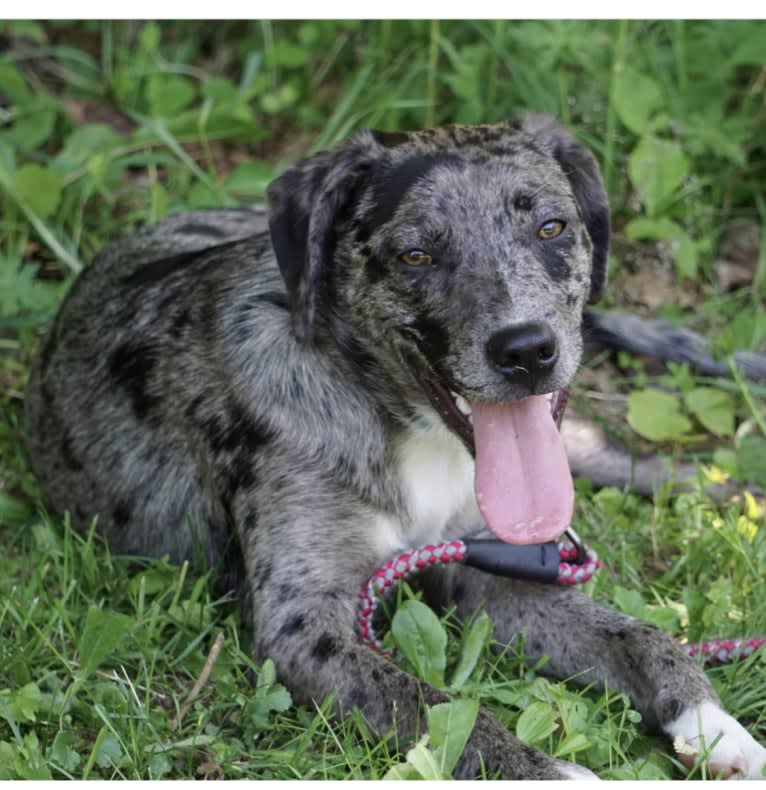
[348,686,369,709]
[60,432,83,471]
[185,392,206,419]
[312,632,340,662]
[365,152,464,237]
[542,247,572,282]
[109,342,160,419]
[121,243,239,288]
[513,192,534,212]
[112,500,132,528]
[337,329,377,372]
[279,584,298,600]
[277,613,307,639]
[170,308,191,338]
[365,252,388,285]
[372,668,382,682]
[254,560,272,592]
[411,314,451,369]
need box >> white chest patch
[391,407,481,546]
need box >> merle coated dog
[24,115,766,778]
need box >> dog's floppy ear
[267,135,377,343]
[519,114,610,303]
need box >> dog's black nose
[486,321,559,386]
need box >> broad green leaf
[627,389,692,441]
[515,700,558,745]
[250,658,292,729]
[628,135,689,217]
[613,586,646,618]
[14,164,63,219]
[11,109,57,151]
[55,124,122,170]
[737,435,766,487]
[202,77,238,102]
[16,732,52,780]
[145,74,197,117]
[147,753,172,778]
[645,606,680,632]
[139,21,161,53]
[624,217,698,279]
[405,736,445,780]
[224,161,273,198]
[612,67,662,135]
[95,731,122,769]
[684,387,735,437]
[449,612,491,689]
[2,682,43,723]
[428,699,479,775]
[554,731,592,758]
[77,607,134,680]
[391,600,447,688]
[0,61,32,105]
[712,447,739,478]
[383,762,419,780]
[0,742,16,779]
[49,731,81,772]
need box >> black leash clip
[462,538,560,584]
[461,526,587,585]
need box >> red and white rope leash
[358,537,766,667]
[358,535,600,654]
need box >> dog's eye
[537,220,566,240]
[399,249,432,266]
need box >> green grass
[1,19,765,779]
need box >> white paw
[665,701,766,779]
[557,761,600,780]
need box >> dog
[24,115,766,779]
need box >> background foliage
[0,19,765,779]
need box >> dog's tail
[583,309,766,381]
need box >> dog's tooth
[454,395,472,416]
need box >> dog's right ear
[267,136,379,344]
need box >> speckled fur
[25,117,743,778]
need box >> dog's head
[267,116,609,543]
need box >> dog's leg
[447,566,766,778]
[237,499,594,779]
[584,310,766,381]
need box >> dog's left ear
[519,115,610,303]
[267,135,378,344]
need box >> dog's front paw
[666,701,766,779]
[556,761,600,780]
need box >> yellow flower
[743,490,764,521]
[702,465,730,484]
[736,515,758,544]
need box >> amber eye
[537,220,566,240]
[399,249,433,266]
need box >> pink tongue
[471,395,574,544]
